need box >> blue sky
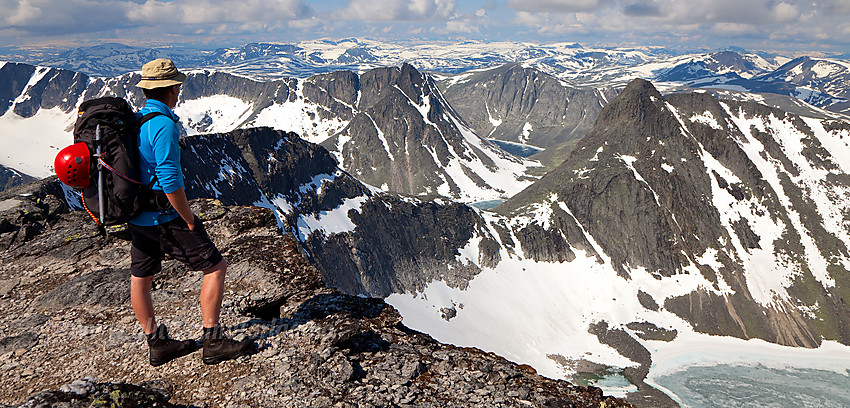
[1,0,849,54]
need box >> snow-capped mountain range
[5,39,846,108]
[0,61,537,202]
[7,39,848,116]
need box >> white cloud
[0,0,132,33]
[0,0,848,53]
[770,2,799,23]
[506,0,813,26]
[5,0,43,26]
[0,0,312,36]
[504,0,850,49]
[513,11,547,26]
[127,0,312,25]
[289,17,322,29]
[444,19,480,34]
[333,0,455,21]
[712,22,758,35]
[507,0,608,13]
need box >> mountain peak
[619,77,662,100]
[591,78,666,131]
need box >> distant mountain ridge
[0,61,537,202]
[6,41,848,113]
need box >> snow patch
[485,100,502,128]
[689,111,723,130]
[521,122,533,143]
[299,172,337,196]
[296,195,368,241]
[176,95,253,136]
[251,82,349,144]
[722,104,839,297]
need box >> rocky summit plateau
[0,180,629,408]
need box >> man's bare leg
[130,275,157,334]
[199,258,253,364]
[132,273,196,366]
[200,259,227,328]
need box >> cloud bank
[0,0,848,52]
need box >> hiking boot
[202,324,254,365]
[147,324,197,367]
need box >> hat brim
[136,72,186,89]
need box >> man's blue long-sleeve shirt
[128,99,182,226]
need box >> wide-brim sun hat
[136,58,186,89]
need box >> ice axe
[96,124,106,232]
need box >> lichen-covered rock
[17,378,181,408]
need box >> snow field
[249,80,350,144]
[388,194,735,381]
[0,107,75,178]
[385,236,744,381]
[388,201,850,402]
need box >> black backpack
[73,97,168,226]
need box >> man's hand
[164,187,195,230]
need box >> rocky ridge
[0,164,34,192]
[320,63,536,202]
[0,179,629,407]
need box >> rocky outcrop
[0,63,37,117]
[0,180,629,408]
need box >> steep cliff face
[0,180,629,408]
[321,63,537,202]
[500,78,850,348]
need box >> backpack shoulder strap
[138,111,176,126]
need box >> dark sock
[147,324,166,343]
[203,325,223,342]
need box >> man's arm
[165,187,195,230]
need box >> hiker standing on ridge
[129,58,253,366]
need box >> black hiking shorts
[129,215,224,278]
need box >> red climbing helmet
[54,142,91,189]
